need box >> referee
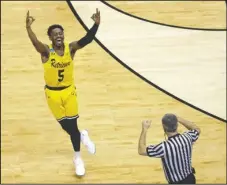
[138,114,201,184]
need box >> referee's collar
[168,133,180,140]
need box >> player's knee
[59,118,79,136]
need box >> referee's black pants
[170,173,196,184]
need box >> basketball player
[25,9,100,176]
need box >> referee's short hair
[162,113,178,132]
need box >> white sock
[81,132,86,145]
[81,130,90,146]
[75,152,81,159]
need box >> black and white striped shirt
[146,129,200,183]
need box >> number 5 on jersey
[58,69,64,82]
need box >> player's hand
[91,8,100,25]
[142,120,151,130]
[26,10,35,28]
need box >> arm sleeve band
[77,23,99,48]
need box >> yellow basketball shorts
[44,85,79,122]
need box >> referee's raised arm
[138,120,151,156]
[177,116,201,143]
[177,116,201,134]
[138,120,165,158]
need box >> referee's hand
[142,120,151,130]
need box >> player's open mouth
[56,38,62,44]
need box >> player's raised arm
[69,8,100,53]
[26,11,49,56]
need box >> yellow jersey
[43,42,74,87]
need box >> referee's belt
[45,85,70,91]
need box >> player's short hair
[47,24,64,36]
[162,113,178,132]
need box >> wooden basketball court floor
[1,1,226,184]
